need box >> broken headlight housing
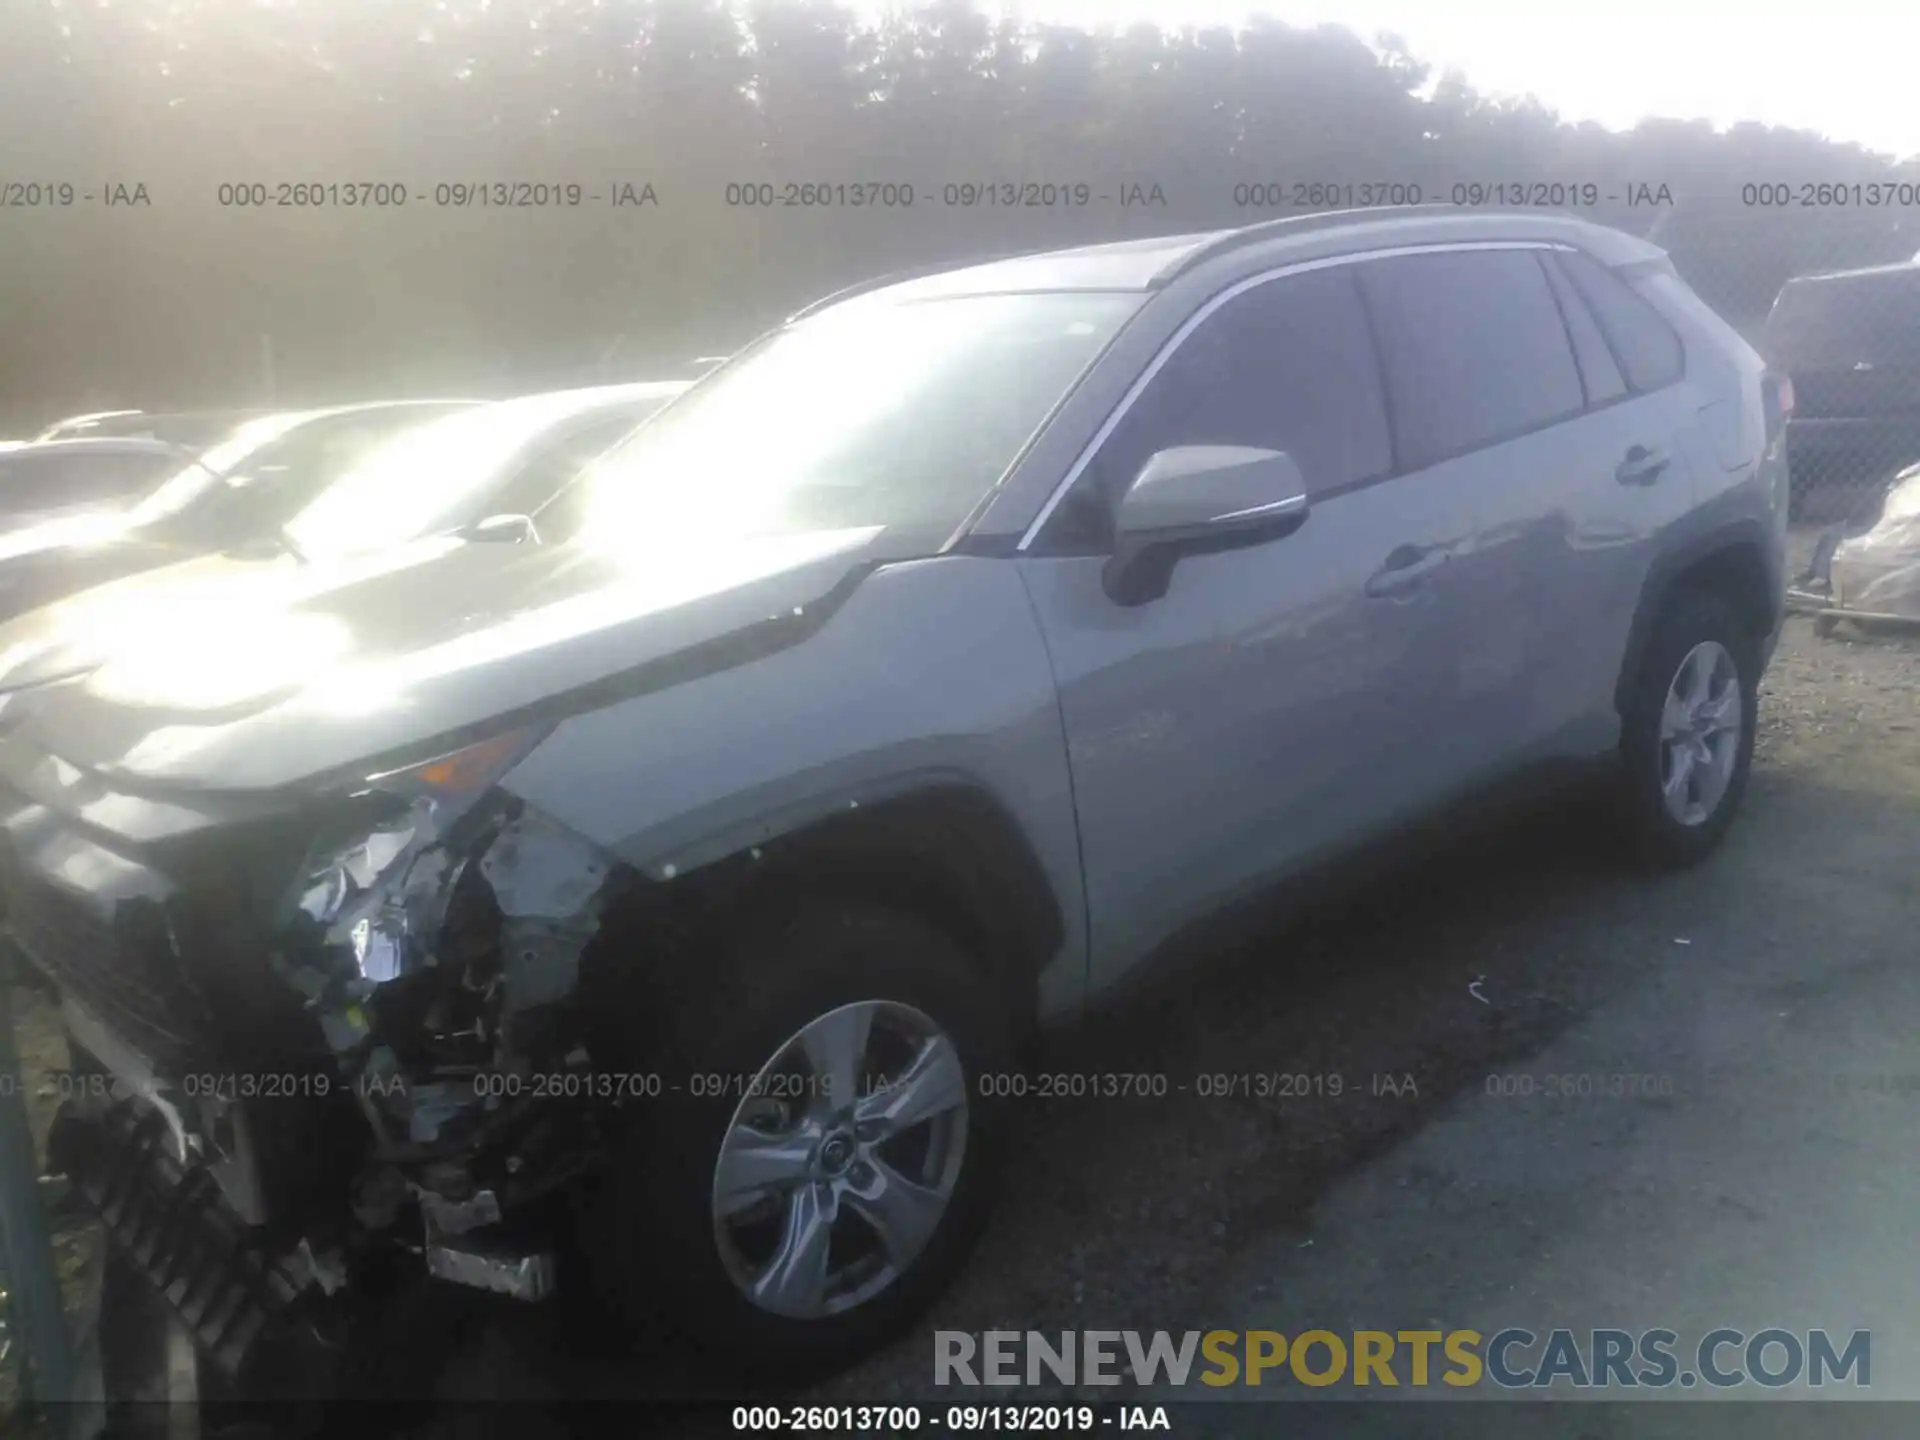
[279,720,620,1094]
[286,726,551,1004]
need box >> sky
[903,0,1913,160]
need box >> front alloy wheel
[592,900,1009,1381]
[712,999,969,1319]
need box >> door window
[1539,252,1628,407]
[1046,266,1393,550]
[1359,248,1586,471]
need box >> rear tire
[587,899,1011,1384]
[1615,590,1759,868]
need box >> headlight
[290,726,551,985]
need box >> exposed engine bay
[4,723,641,1391]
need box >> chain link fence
[1665,214,1920,538]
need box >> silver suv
[3,209,1786,1390]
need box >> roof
[798,207,1669,318]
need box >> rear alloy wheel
[594,901,1010,1381]
[1655,640,1743,828]
[1617,590,1758,867]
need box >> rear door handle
[1365,542,1448,599]
[1616,444,1670,486]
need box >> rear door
[1542,249,1701,741]
[1354,245,1695,772]
[1017,265,1481,988]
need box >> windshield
[280,388,678,562]
[561,291,1141,554]
[123,404,474,544]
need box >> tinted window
[1048,267,1392,549]
[1540,253,1627,406]
[1360,249,1585,470]
[0,450,179,512]
[1555,250,1684,393]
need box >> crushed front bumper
[46,1096,321,1387]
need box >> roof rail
[785,261,966,324]
[1152,204,1546,284]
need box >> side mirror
[1102,446,1311,606]
[464,513,541,545]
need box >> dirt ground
[5,599,1919,1431]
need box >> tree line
[2,0,1916,431]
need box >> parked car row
[0,385,689,645]
[6,208,1787,1397]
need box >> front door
[1015,264,1481,990]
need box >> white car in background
[0,381,691,695]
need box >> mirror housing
[464,513,541,545]
[1101,446,1310,606]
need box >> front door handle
[1365,542,1448,599]
[1616,444,1670,486]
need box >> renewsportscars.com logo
[935,1328,1872,1390]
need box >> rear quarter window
[1555,249,1684,394]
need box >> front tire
[590,899,1011,1383]
[1616,590,1759,867]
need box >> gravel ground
[5,598,1918,1432]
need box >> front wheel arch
[577,784,1064,1059]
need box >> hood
[0,524,888,793]
[0,534,470,695]
[0,510,185,622]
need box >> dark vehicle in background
[0,438,192,528]
[0,400,476,629]
[1764,261,1920,519]
[35,408,272,448]
[0,382,688,696]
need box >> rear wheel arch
[1615,525,1779,717]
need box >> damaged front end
[277,724,628,1303]
[14,723,635,1390]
